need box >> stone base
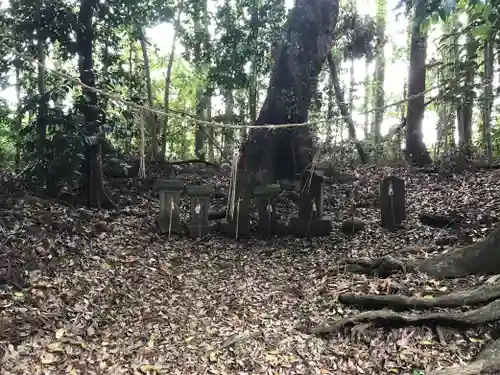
[219,220,250,238]
[157,217,181,234]
[255,223,287,237]
[186,224,211,239]
[288,215,333,237]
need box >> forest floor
[2,165,500,375]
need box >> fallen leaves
[1,166,499,374]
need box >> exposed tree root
[167,159,220,169]
[344,227,500,279]
[343,255,409,277]
[310,298,500,335]
[430,337,500,375]
[338,281,500,310]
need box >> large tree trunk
[77,0,115,209]
[239,0,339,183]
[405,1,432,166]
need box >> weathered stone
[380,176,405,231]
[220,170,254,238]
[185,184,214,239]
[289,170,332,237]
[154,179,184,234]
[254,184,286,237]
[341,218,365,234]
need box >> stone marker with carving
[380,176,405,231]
[288,170,333,237]
[154,179,184,234]
[254,184,285,237]
[185,184,214,239]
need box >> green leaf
[471,23,491,38]
[420,17,431,34]
[438,8,448,22]
[483,2,493,19]
[431,12,440,25]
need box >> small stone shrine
[220,170,254,238]
[254,184,285,237]
[185,184,214,239]
[288,170,332,237]
[154,179,183,234]
[380,175,405,231]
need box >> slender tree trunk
[327,54,367,163]
[373,0,386,145]
[193,0,209,161]
[405,1,432,166]
[160,0,184,159]
[223,89,234,159]
[14,65,22,171]
[207,96,214,161]
[139,31,156,159]
[483,38,494,165]
[239,0,340,183]
[363,58,370,138]
[36,0,47,158]
[77,0,114,208]
[326,65,335,145]
[458,31,476,157]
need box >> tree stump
[288,170,332,237]
[154,179,184,234]
[185,184,214,239]
[254,184,285,237]
[380,176,405,231]
[220,170,254,238]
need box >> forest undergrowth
[2,165,500,374]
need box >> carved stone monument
[154,179,184,234]
[288,170,332,237]
[380,176,405,231]
[220,170,254,238]
[185,184,214,239]
[254,184,285,237]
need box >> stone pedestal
[185,184,214,239]
[154,179,184,234]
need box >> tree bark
[160,0,184,160]
[14,65,22,171]
[77,0,115,209]
[457,32,476,157]
[139,30,156,160]
[239,0,339,183]
[372,0,386,145]
[327,54,367,163]
[405,2,432,166]
[36,0,47,158]
[483,38,493,165]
